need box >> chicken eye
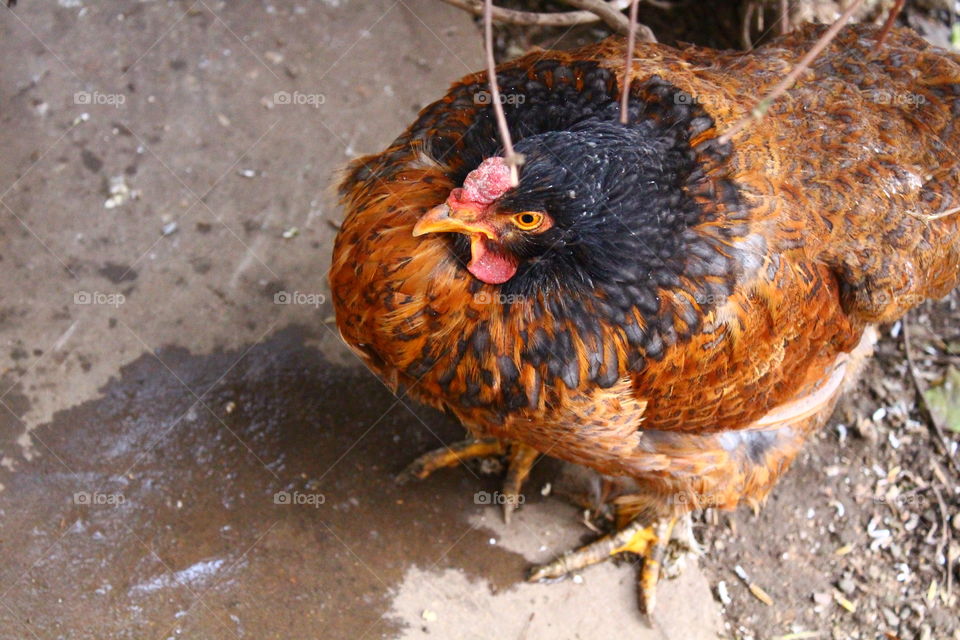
[512,211,544,231]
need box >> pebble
[717,580,732,605]
[881,606,900,628]
[838,577,856,595]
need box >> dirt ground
[0,1,957,640]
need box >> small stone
[855,417,877,442]
[880,607,899,627]
[717,580,732,605]
[421,610,437,622]
[838,577,856,595]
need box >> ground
[0,2,956,640]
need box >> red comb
[458,157,512,205]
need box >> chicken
[330,23,960,612]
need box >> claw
[395,438,505,485]
[395,438,538,523]
[528,514,694,615]
[502,444,538,524]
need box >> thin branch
[906,204,960,222]
[619,0,640,124]
[562,0,654,40]
[780,0,790,35]
[875,0,906,45]
[484,0,523,186]
[718,0,866,145]
[902,315,960,475]
[438,0,630,32]
[742,1,757,50]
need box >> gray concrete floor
[0,2,722,638]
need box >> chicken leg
[396,437,539,523]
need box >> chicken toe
[396,438,539,522]
[528,514,697,614]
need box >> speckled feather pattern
[331,25,960,516]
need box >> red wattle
[468,237,518,285]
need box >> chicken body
[331,25,959,526]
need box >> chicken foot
[396,437,538,523]
[528,513,698,615]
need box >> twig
[902,314,960,475]
[906,204,960,222]
[438,0,633,33]
[875,0,906,45]
[562,0,655,40]
[930,485,953,596]
[619,0,640,124]
[742,1,757,50]
[484,0,523,187]
[718,0,866,145]
[780,0,790,35]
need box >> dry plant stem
[924,205,960,221]
[438,0,633,33]
[901,315,959,476]
[619,0,640,124]
[876,0,906,44]
[931,485,953,596]
[718,0,866,145]
[484,0,522,186]
[780,0,790,35]
[563,0,655,40]
[742,1,757,50]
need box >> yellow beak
[412,203,497,241]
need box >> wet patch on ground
[0,327,539,639]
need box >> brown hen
[330,24,960,612]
